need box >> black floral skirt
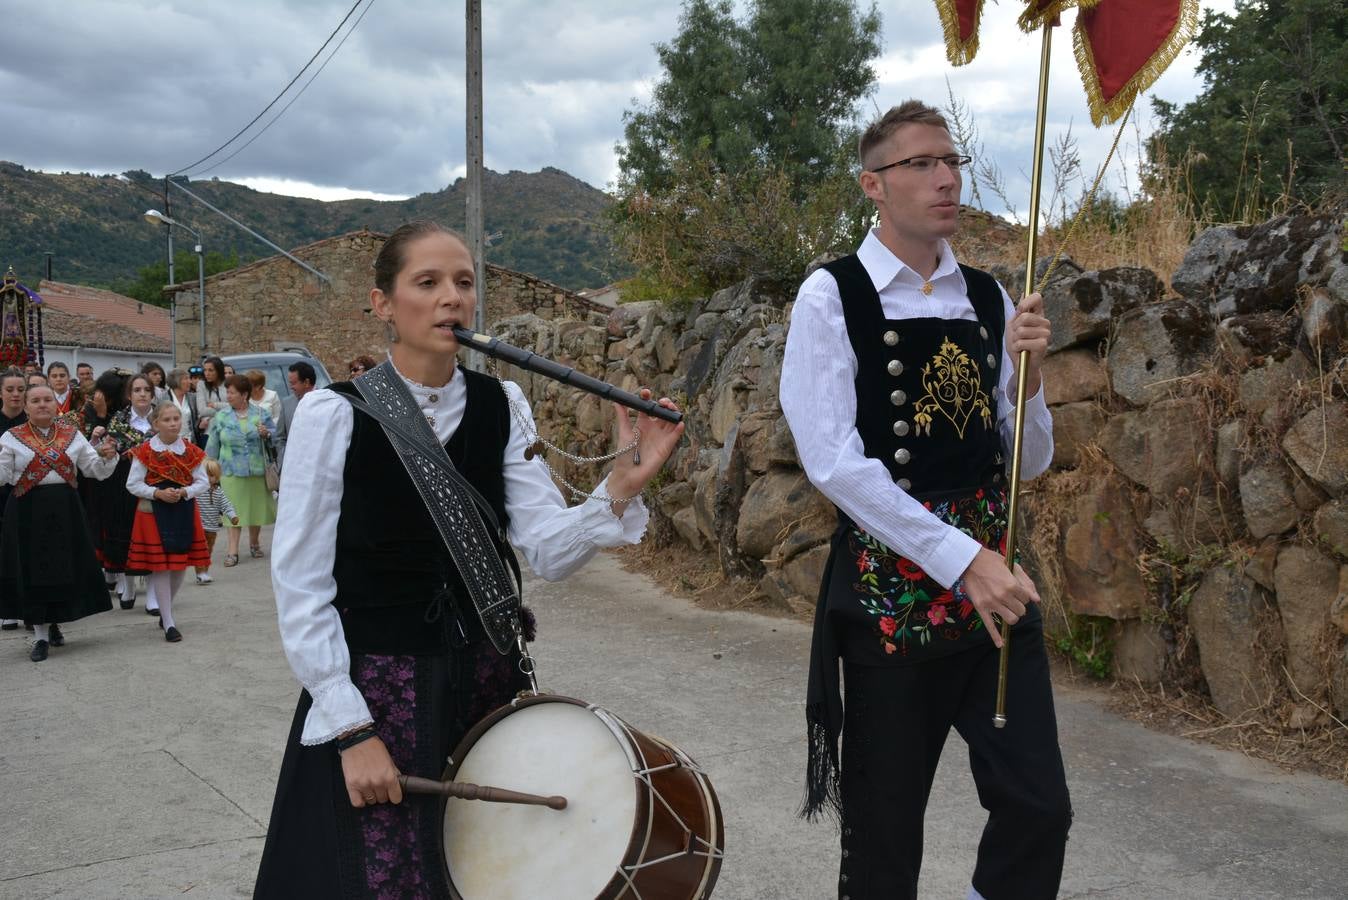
[254,636,530,900]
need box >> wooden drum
[437,694,724,899]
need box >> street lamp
[143,209,205,360]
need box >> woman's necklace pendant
[921,281,934,296]
[523,439,544,461]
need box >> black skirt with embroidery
[0,484,112,624]
[253,603,534,900]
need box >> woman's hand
[340,735,403,808]
[257,424,270,439]
[604,390,685,517]
[155,487,182,504]
[97,437,117,459]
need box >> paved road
[2,532,1345,899]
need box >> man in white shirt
[273,360,317,470]
[781,100,1070,900]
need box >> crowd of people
[0,357,319,661]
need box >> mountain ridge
[0,162,628,292]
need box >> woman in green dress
[206,373,276,566]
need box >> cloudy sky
[3,0,1234,216]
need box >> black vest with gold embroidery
[826,255,1005,500]
[815,254,1036,666]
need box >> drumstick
[398,775,567,811]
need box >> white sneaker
[196,573,214,585]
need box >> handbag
[262,440,280,491]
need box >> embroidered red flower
[897,558,925,580]
[976,488,984,499]
[879,616,897,636]
[926,605,949,625]
[856,549,871,573]
[883,641,897,655]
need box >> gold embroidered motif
[913,338,993,438]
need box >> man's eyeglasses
[350,366,366,375]
[869,154,973,175]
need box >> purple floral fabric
[351,654,430,900]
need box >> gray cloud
[2,0,1222,213]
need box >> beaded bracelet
[336,725,378,753]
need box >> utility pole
[164,177,175,288]
[465,0,485,371]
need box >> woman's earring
[386,319,400,344]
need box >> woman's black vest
[328,369,513,655]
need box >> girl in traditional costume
[253,222,684,898]
[0,383,119,661]
[125,400,210,642]
[87,372,155,608]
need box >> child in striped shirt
[196,458,239,585]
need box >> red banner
[1075,0,1198,125]
[934,0,1197,125]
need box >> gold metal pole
[994,21,1054,730]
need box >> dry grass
[1041,145,1204,279]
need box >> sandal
[249,546,265,559]
[223,554,239,567]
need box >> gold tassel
[934,0,985,66]
[1016,0,1103,35]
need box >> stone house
[163,229,608,378]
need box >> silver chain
[493,367,643,504]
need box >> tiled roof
[40,306,170,355]
[36,280,172,341]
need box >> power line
[170,0,367,176]
[188,0,376,179]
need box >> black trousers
[838,622,1071,900]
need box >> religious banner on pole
[936,0,1199,124]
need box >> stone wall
[491,206,1348,729]
[167,230,604,378]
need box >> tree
[110,249,240,308]
[1152,0,1347,219]
[613,0,882,299]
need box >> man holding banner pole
[782,100,1070,899]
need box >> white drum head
[443,700,639,900]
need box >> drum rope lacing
[605,714,725,887]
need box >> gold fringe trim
[1016,0,1102,34]
[934,0,984,66]
[1073,0,1199,126]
